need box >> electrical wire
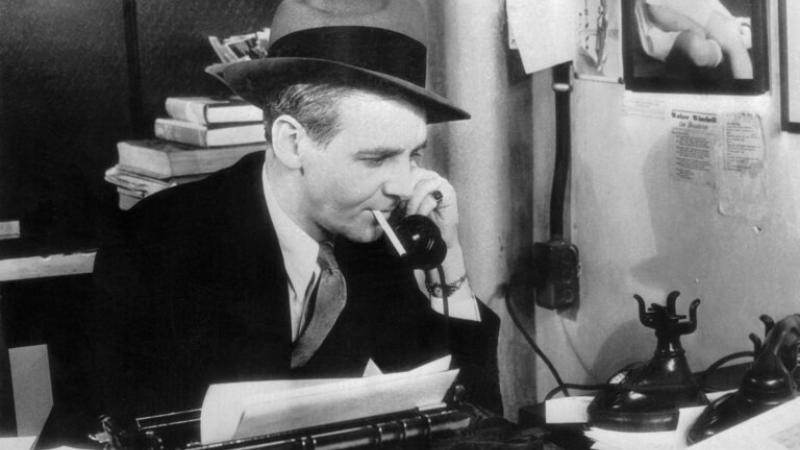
[505,295,569,397]
[696,351,754,392]
[540,351,756,400]
[508,290,755,401]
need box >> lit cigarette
[372,210,407,256]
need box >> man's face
[298,92,427,243]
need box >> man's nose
[383,164,415,200]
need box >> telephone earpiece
[392,214,447,271]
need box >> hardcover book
[0,219,20,240]
[165,96,263,125]
[154,118,266,147]
[105,165,206,197]
[116,139,263,179]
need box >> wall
[425,0,538,419]
[534,0,800,396]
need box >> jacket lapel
[221,153,294,372]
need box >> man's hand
[404,167,472,294]
[404,167,460,250]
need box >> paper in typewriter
[200,355,456,444]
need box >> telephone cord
[505,295,569,397]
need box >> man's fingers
[416,194,441,217]
[406,176,444,215]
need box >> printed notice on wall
[723,112,764,173]
[623,96,666,120]
[718,112,766,220]
[670,109,718,185]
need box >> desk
[517,363,752,449]
[0,240,96,436]
[0,252,95,283]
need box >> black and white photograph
[780,0,800,131]
[2,1,800,449]
[575,0,624,82]
[621,0,769,94]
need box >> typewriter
[93,387,544,450]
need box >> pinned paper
[670,109,719,186]
[506,0,575,73]
[717,112,766,221]
[574,0,623,83]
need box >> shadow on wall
[627,123,800,369]
[631,133,720,294]
[591,317,657,380]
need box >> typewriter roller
[97,405,479,450]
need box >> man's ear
[270,115,305,170]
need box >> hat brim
[206,57,470,124]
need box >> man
[91,0,501,423]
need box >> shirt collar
[262,165,320,296]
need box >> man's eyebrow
[355,141,427,156]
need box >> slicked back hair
[261,76,418,147]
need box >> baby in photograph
[635,0,753,79]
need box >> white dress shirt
[261,165,479,343]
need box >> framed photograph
[621,0,768,94]
[780,0,800,131]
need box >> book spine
[155,120,208,147]
[0,220,20,240]
[165,98,208,125]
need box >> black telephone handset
[390,212,447,271]
[687,314,800,444]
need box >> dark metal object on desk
[95,387,548,450]
[97,406,474,450]
[687,314,800,444]
[587,291,708,431]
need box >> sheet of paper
[201,378,337,444]
[506,0,575,73]
[670,110,718,186]
[717,111,766,220]
[363,358,383,377]
[689,397,800,450]
[41,446,94,450]
[723,112,765,173]
[623,96,667,120]
[235,369,458,442]
[546,395,592,423]
[407,355,451,375]
[363,354,449,377]
[574,0,622,82]
[0,437,36,450]
[9,344,52,438]
[584,405,706,450]
[200,355,455,444]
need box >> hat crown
[205,0,470,124]
[269,0,427,48]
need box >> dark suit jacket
[90,152,501,421]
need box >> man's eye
[361,156,389,167]
[410,150,424,164]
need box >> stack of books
[106,96,265,209]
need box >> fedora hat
[205,0,469,123]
